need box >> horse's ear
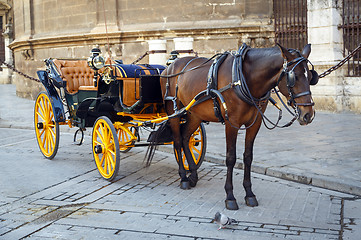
[302,44,311,58]
[276,43,293,61]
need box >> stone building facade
[8,0,275,99]
[3,0,361,113]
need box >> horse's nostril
[303,113,311,123]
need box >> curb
[158,145,361,197]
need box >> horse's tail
[144,121,173,167]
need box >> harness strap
[232,44,271,106]
[206,53,228,123]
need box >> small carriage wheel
[179,122,207,171]
[92,116,120,181]
[116,125,136,153]
[34,92,60,159]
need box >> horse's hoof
[225,200,239,210]
[245,196,258,207]
[180,181,190,190]
[189,178,197,188]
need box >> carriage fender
[36,70,66,122]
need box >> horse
[160,43,316,210]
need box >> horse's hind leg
[242,121,262,207]
[180,115,202,188]
[224,124,239,210]
[169,117,190,189]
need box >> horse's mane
[247,46,301,61]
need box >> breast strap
[232,44,271,106]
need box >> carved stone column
[0,22,13,84]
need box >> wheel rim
[93,118,119,179]
[34,93,58,158]
[181,125,205,170]
[116,126,136,153]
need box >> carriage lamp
[88,47,106,87]
[166,51,179,65]
[87,47,105,70]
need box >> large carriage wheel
[116,125,136,153]
[34,92,59,159]
[179,123,207,171]
[92,116,120,181]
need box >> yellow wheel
[34,92,59,159]
[92,116,120,181]
[179,123,207,171]
[116,125,136,153]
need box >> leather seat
[53,59,96,94]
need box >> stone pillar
[173,37,194,57]
[307,0,346,112]
[147,39,167,65]
[0,23,13,84]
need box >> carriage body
[34,56,206,180]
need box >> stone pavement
[0,127,360,239]
[1,84,361,197]
[0,83,361,239]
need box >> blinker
[310,70,319,85]
[287,70,296,87]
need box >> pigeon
[212,211,237,230]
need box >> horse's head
[277,43,318,125]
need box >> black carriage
[34,47,206,181]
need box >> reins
[224,44,303,130]
[161,53,223,78]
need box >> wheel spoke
[123,130,129,142]
[48,130,55,149]
[48,126,56,137]
[45,131,49,153]
[108,148,116,156]
[108,152,115,168]
[99,123,106,141]
[191,151,196,162]
[107,155,112,174]
[39,128,45,137]
[191,145,201,155]
[106,128,111,143]
[43,99,49,120]
[99,154,105,165]
[49,110,54,121]
[37,102,46,120]
[103,154,108,171]
[36,109,45,121]
[40,133,46,148]
[95,129,104,143]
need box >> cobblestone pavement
[1,84,361,197]
[0,128,360,239]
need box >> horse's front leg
[224,124,239,210]
[243,119,263,207]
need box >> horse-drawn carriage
[34,47,206,181]
[35,43,318,210]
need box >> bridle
[276,54,317,109]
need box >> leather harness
[163,43,315,128]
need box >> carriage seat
[52,59,96,94]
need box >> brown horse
[160,43,315,210]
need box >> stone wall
[307,0,361,113]
[9,0,274,99]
